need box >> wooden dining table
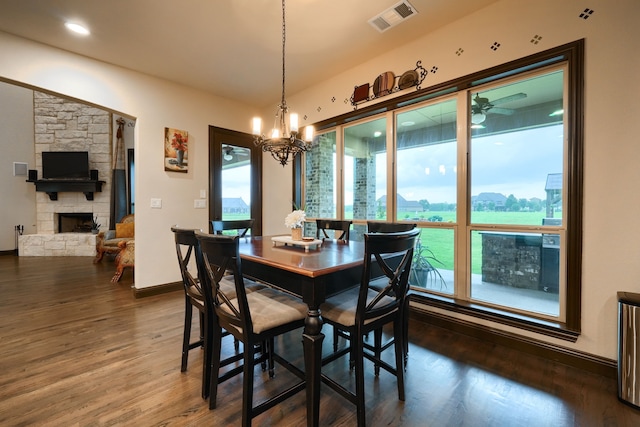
[238,235,366,427]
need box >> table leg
[302,307,324,427]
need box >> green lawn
[405,210,556,274]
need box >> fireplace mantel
[28,179,105,201]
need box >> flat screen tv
[42,151,90,180]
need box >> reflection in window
[221,144,251,220]
[396,99,457,223]
[344,118,386,222]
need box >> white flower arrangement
[284,209,306,229]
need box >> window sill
[409,291,580,343]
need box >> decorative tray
[271,235,323,252]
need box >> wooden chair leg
[374,328,382,376]
[394,318,406,401]
[208,326,224,409]
[354,334,366,427]
[181,299,192,372]
[241,342,256,427]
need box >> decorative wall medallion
[579,8,594,19]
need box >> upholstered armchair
[94,214,134,263]
[111,239,134,283]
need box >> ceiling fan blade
[489,107,515,115]
[489,92,527,106]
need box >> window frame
[295,40,583,340]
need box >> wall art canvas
[164,127,189,173]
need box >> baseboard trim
[0,250,17,256]
[133,281,182,298]
[410,304,617,379]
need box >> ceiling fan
[223,145,250,162]
[471,92,527,124]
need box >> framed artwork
[164,127,189,173]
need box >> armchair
[95,214,134,263]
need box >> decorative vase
[176,149,185,166]
[291,227,303,241]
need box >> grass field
[224,210,559,275]
[405,211,558,274]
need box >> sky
[222,124,564,207]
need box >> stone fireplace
[18,92,113,257]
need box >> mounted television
[42,151,90,180]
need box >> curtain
[110,118,128,226]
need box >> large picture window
[299,41,583,338]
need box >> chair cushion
[222,287,307,334]
[115,222,135,238]
[218,276,265,299]
[321,286,396,327]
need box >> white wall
[1,0,639,361]
[0,81,35,251]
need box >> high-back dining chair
[171,226,210,399]
[367,221,417,233]
[320,228,419,427]
[171,226,264,401]
[210,219,254,238]
[316,219,352,242]
[194,231,307,426]
[367,221,417,364]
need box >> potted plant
[91,216,101,234]
[410,238,447,290]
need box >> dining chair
[171,226,211,399]
[320,228,419,427]
[171,226,265,400]
[367,221,417,365]
[367,221,417,233]
[315,219,353,350]
[195,231,307,426]
[316,219,352,242]
[210,219,254,237]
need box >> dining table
[238,235,366,427]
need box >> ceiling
[0,0,499,109]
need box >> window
[299,41,583,338]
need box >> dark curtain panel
[110,118,128,226]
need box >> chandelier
[252,0,313,166]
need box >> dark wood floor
[1,255,639,426]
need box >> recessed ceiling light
[373,131,382,137]
[401,121,415,126]
[549,109,564,117]
[65,22,90,36]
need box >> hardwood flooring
[1,255,639,426]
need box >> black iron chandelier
[252,0,313,166]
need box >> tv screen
[42,151,90,180]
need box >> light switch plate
[150,198,162,208]
[194,199,206,209]
[199,189,207,198]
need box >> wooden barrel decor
[373,71,395,98]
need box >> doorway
[209,126,263,235]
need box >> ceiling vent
[368,0,418,33]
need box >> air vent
[368,0,418,33]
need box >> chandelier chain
[280,0,287,110]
